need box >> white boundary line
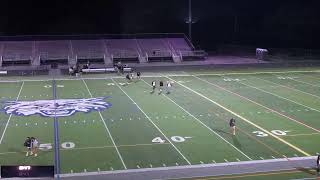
[59,156,316,177]
[0,81,24,144]
[82,79,127,170]
[0,70,319,82]
[140,78,252,160]
[166,76,311,156]
[111,78,192,165]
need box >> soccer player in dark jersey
[24,137,32,157]
[136,72,141,80]
[151,81,156,93]
[126,73,131,84]
[229,118,236,135]
[159,81,164,94]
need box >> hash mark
[212,160,216,163]
[283,155,287,158]
[259,157,264,160]
[137,165,140,169]
[236,158,240,162]
[175,162,179,166]
[271,156,276,159]
[224,159,228,162]
[200,161,204,164]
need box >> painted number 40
[253,130,289,137]
[152,136,191,143]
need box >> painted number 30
[253,130,289,137]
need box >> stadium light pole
[186,0,195,42]
[188,0,192,41]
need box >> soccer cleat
[34,154,38,157]
[26,152,29,157]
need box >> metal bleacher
[0,34,206,68]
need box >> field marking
[140,79,252,160]
[254,76,320,100]
[59,156,316,177]
[1,70,320,83]
[111,78,191,165]
[235,80,320,113]
[193,170,314,180]
[82,79,127,170]
[0,81,24,144]
[289,78,320,88]
[193,75,320,133]
[285,133,320,137]
[166,76,311,156]
[0,143,172,156]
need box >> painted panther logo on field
[2,97,112,117]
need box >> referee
[229,118,236,136]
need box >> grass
[0,67,320,179]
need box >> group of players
[24,137,39,157]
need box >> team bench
[81,67,132,73]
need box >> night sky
[1,0,320,50]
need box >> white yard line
[111,78,191,165]
[166,76,311,157]
[235,80,320,113]
[254,76,320,100]
[140,79,252,160]
[82,79,127,170]
[0,81,24,144]
[290,78,320,88]
[192,75,320,133]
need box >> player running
[31,137,39,157]
[126,73,132,84]
[229,118,236,135]
[151,80,156,93]
[136,72,141,80]
[166,81,172,94]
[159,81,164,94]
[24,137,32,157]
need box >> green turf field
[0,68,320,179]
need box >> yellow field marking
[167,76,311,156]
